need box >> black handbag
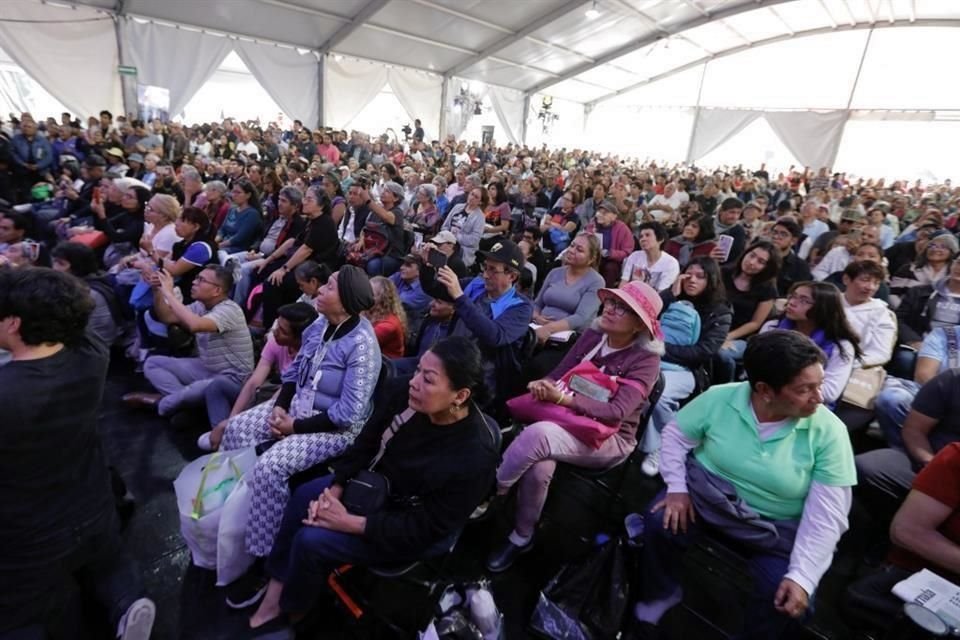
[341,409,413,516]
[342,469,391,516]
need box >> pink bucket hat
[597,280,664,340]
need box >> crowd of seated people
[3,107,960,639]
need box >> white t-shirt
[237,140,259,157]
[144,222,181,255]
[621,250,680,292]
[648,192,685,221]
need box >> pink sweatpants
[496,420,633,537]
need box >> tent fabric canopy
[3,0,959,178]
[0,0,121,118]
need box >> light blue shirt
[918,326,960,372]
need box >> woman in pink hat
[487,281,663,573]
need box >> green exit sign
[117,65,137,76]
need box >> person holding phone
[712,197,748,266]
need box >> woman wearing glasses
[487,281,662,572]
[761,282,861,408]
[218,266,381,609]
[888,232,959,309]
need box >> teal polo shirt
[677,382,857,521]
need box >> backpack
[86,275,128,324]
[660,301,701,371]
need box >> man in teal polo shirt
[633,331,857,638]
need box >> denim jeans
[641,369,696,454]
[715,339,748,383]
[365,255,401,277]
[266,474,455,612]
[874,378,920,449]
[203,373,245,426]
[640,489,803,639]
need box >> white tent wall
[583,106,694,164]
[323,56,388,131]
[346,83,410,140]
[697,117,802,176]
[0,0,120,119]
[121,18,233,119]
[835,118,960,183]
[0,45,70,118]
[487,85,526,146]
[179,53,286,125]
[384,66,442,142]
[233,41,319,128]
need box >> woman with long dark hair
[664,214,716,270]
[761,281,861,407]
[716,239,782,381]
[640,256,732,476]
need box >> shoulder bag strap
[947,327,960,369]
[368,408,414,471]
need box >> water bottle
[469,589,501,639]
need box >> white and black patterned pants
[220,401,360,558]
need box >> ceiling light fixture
[585,1,600,20]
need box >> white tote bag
[174,448,257,569]
[216,476,255,586]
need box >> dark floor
[100,359,874,640]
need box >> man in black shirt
[0,267,154,639]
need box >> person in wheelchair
[246,337,499,631]
[635,330,856,639]
[487,280,663,573]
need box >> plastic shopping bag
[174,448,257,569]
[216,476,254,586]
[529,537,633,640]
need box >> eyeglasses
[482,264,509,276]
[788,293,814,305]
[770,229,792,239]
[928,242,951,251]
[194,275,219,287]
[603,299,635,317]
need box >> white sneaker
[117,597,155,640]
[196,431,215,452]
[641,449,660,477]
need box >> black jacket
[777,250,812,295]
[332,407,498,559]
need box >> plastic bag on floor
[174,448,257,570]
[216,476,254,586]
[528,536,633,640]
[421,582,504,640]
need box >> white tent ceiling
[66,0,960,103]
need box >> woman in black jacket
[640,256,732,476]
[247,337,499,631]
[92,184,148,267]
